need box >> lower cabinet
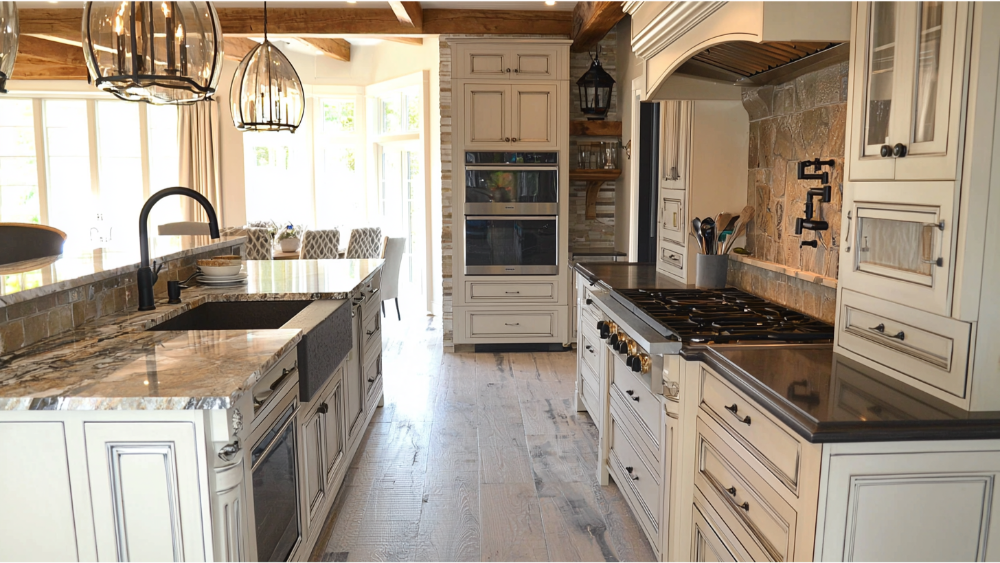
[300,366,348,537]
[213,461,248,563]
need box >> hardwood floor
[313,307,656,562]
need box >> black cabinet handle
[366,329,376,336]
[880,144,892,158]
[869,323,885,333]
[632,395,640,403]
[727,486,736,496]
[624,466,639,480]
[893,142,908,157]
[367,377,375,383]
[725,403,751,425]
[626,389,634,396]
[585,344,594,352]
[585,298,593,305]
[318,402,329,414]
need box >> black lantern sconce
[577,45,615,120]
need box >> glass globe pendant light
[0,2,19,94]
[82,1,224,104]
[230,2,304,132]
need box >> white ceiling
[22,1,575,10]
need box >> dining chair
[300,229,341,260]
[243,227,274,260]
[157,221,211,236]
[380,237,406,320]
[0,223,67,266]
[345,227,383,259]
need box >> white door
[378,141,426,302]
[464,84,511,147]
[510,83,558,148]
[84,422,207,562]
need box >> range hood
[624,1,852,100]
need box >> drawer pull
[505,322,520,326]
[726,486,736,496]
[585,344,595,352]
[844,210,852,252]
[626,389,640,402]
[725,403,752,425]
[869,323,906,340]
[505,291,520,294]
[922,257,944,267]
[625,466,639,481]
[869,323,885,332]
[366,329,377,336]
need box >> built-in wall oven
[464,151,559,275]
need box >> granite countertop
[576,262,1000,443]
[0,235,247,309]
[0,258,382,412]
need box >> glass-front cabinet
[840,182,955,317]
[848,1,969,182]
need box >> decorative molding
[728,253,838,289]
[108,443,183,562]
[631,1,727,61]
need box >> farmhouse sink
[146,301,314,331]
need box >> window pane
[315,145,361,228]
[44,100,95,251]
[243,131,312,228]
[0,99,40,224]
[405,89,420,132]
[96,101,143,248]
[321,99,356,133]
[147,105,182,229]
[382,95,401,134]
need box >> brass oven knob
[625,340,638,357]
[631,353,651,374]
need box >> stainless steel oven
[246,361,302,562]
[465,151,558,215]
[465,215,558,275]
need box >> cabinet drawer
[580,367,601,422]
[361,307,381,352]
[700,366,802,493]
[364,351,381,402]
[660,192,685,246]
[580,329,602,375]
[467,310,556,337]
[609,408,661,542]
[658,244,685,273]
[466,281,557,302]
[837,289,971,400]
[695,418,796,563]
[579,289,605,328]
[691,502,740,562]
[611,354,662,457]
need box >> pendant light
[577,45,616,120]
[82,1,224,104]
[229,2,304,132]
[0,2,18,94]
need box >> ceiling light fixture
[0,2,19,94]
[81,1,224,104]
[230,2,305,132]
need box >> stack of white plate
[197,269,248,286]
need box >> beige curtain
[178,100,223,223]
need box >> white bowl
[199,264,242,277]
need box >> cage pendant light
[230,3,304,132]
[82,1,224,104]
[0,2,19,94]
[577,45,616,120]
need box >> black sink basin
[147,301,314,331]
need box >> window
[377,86,420,135]
[0,97,179,252]
[314,96,364,229]
[243,130,313,227]
[0,99,41,224]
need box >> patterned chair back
[345,227,382,259]
[300,229,341,260]
[244,227,273,260]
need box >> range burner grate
[611,287,834,344]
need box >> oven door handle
[466,215,558,221]
[465,165,558,172]
[251,405,298,472]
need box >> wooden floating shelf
[570,169,622,219]
[570,120,623,137]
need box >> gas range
[611,287,834,344]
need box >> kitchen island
[574,261,1000,561]
[0,245,385,563]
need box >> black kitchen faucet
[795,158,835,247]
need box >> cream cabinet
[848,1,971,182]
[212,461,248,563]
[463,83,557,149]
[454,43,564,80]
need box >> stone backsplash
[732,60,849,324]
[0,244,243,355]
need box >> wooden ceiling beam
[382,37,424,46]
[296,38,351,62]
[11,57,89,80]
[17,35,86,67]
[388,2,422,28]
[223,37,259,62]
[422,9,570,35]
[570,1,625,53]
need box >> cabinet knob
[318,402,329,414]
[505,68,511,73]
[585,298,593,305]
[513,68,519,73]
[511,137,517,143]
[367,377,376,383]
[880,144,892,158]
[504,137,511,142]
[893,143,908,157]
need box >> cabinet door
[322,378,345,486]
[511,83,558,149]
[464,84,511,147]
[301,409,325,520]
[659,190,685,247]
[346,306,366,443]
[893,2,969,180]
[849,2,905,181]
[691,504,738,562]
[84,422,206,562]
[459,45,512,79]
[511,46,561,80]
[660,101,690,190]
[212,461,248,563]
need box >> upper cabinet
[455,43,566,80]
[464,83,557,149]
[659,101,691,191]
[848,1,971,182]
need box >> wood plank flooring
[313,309,656,562]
